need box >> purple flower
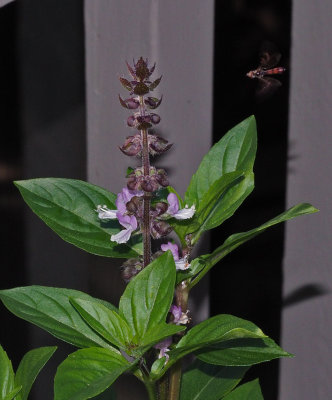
[170,305,190,325]
[161,242,179,261]
[96,188,143,243]
[111,212,138,244]
[116,187,143,214]
[161,242,190,271]
[154,337,172,361]
[167,193,195,220]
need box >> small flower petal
[167,193,179,215]
[161,242,179,261]
[172,204,196,220]
[170,305,190,325]
[175,258,190,271]
[117,213,138,230]
[96,205,117,220]
[111,228,134,244]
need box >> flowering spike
[149,76,162,91]
[119,77,133,91]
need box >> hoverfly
[246,42,286,99]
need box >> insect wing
[256,76,282,99]
[259,41,282,68]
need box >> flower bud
[145,96,162,109]
[121,258,143,282]
[119,135,142,156]
[150,113,161,124]
[118,95,139,110]
[156,169,169,187]
[148,135,172,155]
[127,115,136,127]
[136,115,152,130]
[141,176,159,192]
[126,196,143,217]
[151,220,173,239]
[153,202,168,216]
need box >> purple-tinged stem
[139,94,151,267]
[168,281,190,400]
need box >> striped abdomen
[264,67,286,76]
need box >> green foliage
[180,360,248,400]
[196,337,291,366]
[15,347,57,400]
[0,346,15,400]
[0,345,55,400]
[71,253,185,357]
[0,286,117,349]
[54,347,132,400]
[119,251,184,349]
[222,379,263,399]
[1,115,318,399]
[189,202,318,287]
[169,315,266,363]
[185,116,256,206]
[172,116,256,245]
[14,178,142,258]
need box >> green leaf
[14,346,57,400]
[176,257,206,285]
[168,315,266,367]
[0,346,15,400]
[140,323,185,351]
[93,386,116,400]
[222,379,263,400]
[54,347,131,400]
[14,178,142,258]
[196,337,291,366]
[0,286,117,349]
[172,117,256,245]
[185,116,256,207]
[119,252,176,341]
[70,298,133,350]
[190,203,318,287]
[3,387,22,400]
[180,360,248,400]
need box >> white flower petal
[173,205,196,220]
[110,228,133,244]
[96,205,117,220]
[175,258,190,271]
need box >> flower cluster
[97,189,195,244]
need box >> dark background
[0,1,290,399]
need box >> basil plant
[0,58,317,400]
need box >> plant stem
[167,282,190,400]
[140,92,151,267]
[168,361,182,400]
[157,372,169,400]
[144,379,158,400]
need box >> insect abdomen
[265,67,286,75]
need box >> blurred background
[0,1,331,399]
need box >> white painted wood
[280,2,332,399]
[0,0,15,7]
